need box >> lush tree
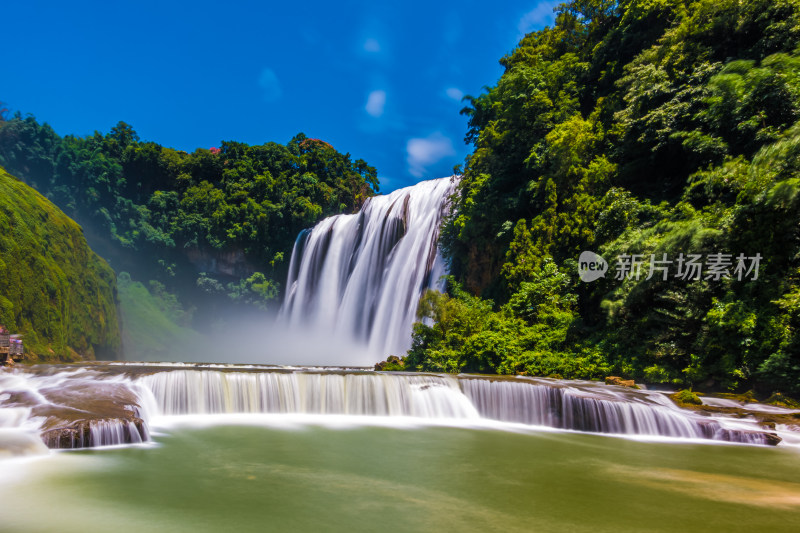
[425,0,800,397]
[0,116,378,327]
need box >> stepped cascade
[280,177,457,358]
[0,365,777,450]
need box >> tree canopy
[417,0,800,396]
[0,117,378,323]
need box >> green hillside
[409,0,800,397]
[0,165,120,361]
[0,120,378,325]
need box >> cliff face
[0,165,120,361]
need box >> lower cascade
[0,365,779,450]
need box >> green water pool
[2,420,799,532]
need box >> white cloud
[406,132,456,178]
[518,2,559,37]
[364,38,381,53]
[258,68,281,102]
[365,90,386,118]
[445,87,464,102]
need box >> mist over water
[119,316,376,367]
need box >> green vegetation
[0,116,378,329]
[764,393,800,409]
[0,165,119,360]
[413,0,800,397]
[374,355,406,371]
[116,272,206,361]
[673,389,703,406]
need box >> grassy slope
[0,165,120,361]
[116,276,206,361]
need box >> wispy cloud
[365,90,386,118]
[364,38,381,53]
[445,87,464,102]
[406,132,456,178]
[518,2,559,38]
[258,67,282,102]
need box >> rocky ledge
[669,391,800,446]
[0,377,148,449]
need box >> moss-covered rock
[765,393,800,409]
[375,355,406,371]
[0,165,120,361]
[672,389,703,406]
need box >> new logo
[578,251,608,282]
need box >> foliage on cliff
[0,120,378,317]
[0,165,120,360]
[415,0,800,395]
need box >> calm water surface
[2,419,799,532]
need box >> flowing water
[1,364,779,448]
[2,356,799,532]
[281,176,456,358]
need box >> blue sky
[3,1,558,192]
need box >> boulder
[0,372,149,449]
[605,376,637,388]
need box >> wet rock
[670,396,797,443]
[1,371,150,449]
[605,376,637,388]
[40,417,147,449]
[765,393,800,409]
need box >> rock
[672,389,703,406]
[40,417,147,449]
[605,376,637,388]
[375,355,405,372]
[765,392,800,409]
[0,372,150,449]
[764,432,782,446]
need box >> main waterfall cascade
[280,177,457,358]
[0,365,783,452]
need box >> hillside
[0,165,120,361]
[409,0,800,396]
[0,119,378,328]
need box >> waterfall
[40,419,147,449]
[460,378,767,444]
[138,370,479,419]
[0,365,779,451]
[280,177,457,358]
[134,369,771,445]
